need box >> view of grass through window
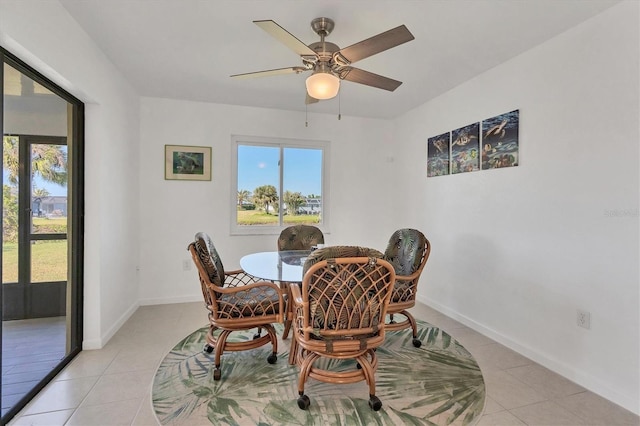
[236,143,323,227]
[2,136,68,284]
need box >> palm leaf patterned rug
[152,320,485,425]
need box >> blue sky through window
[3,171,67,196]
[238,145,322,197]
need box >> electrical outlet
[182,259,192,271]
[577,309,591,329]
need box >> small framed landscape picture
[165,145,212,181]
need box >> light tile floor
[7,302,640,426]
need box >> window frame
[230,134,330,236]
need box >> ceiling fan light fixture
[306,71,340,100]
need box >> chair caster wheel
[368,395,382,411]
[213,368,221,381]
[412,338,422,348]
[297,394,310,410]
[253,333,261,340]
[356,362,362,369]
[267,353,277,364]
[203,344,214,354]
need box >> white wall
[0,0,141,348]
[394,1,639,414]
[137,98,398,304]
[3,0,637,415]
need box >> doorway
[1,49,84,423]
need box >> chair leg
[281,282,293,340]
[405,311,422,348]
[288,334,303,365]
[213,330,231,381]
[282,319,292,340]
[203,325,218,354]
[264,324,279,364]
[295,352,319,410]
[357,351,382,411]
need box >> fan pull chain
[338,91,341,120]
[305,103,308,127]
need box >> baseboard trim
[418,295,639,415]
[82,301,139,350]
[139,294,201,306]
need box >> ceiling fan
[231,17,415,104]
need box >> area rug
[152,320,485,425]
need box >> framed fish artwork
[481,110,519,169]
[427,132,451,177]
[451,122,480,174]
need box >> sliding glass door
[1,49,84,423]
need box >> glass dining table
[240,250,311,364]
[239,250,311,284]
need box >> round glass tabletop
[239,250,311,283]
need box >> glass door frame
[1,47,85,423]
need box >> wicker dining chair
[277,224,324,251]
[383,228,431,347]
[187,232,285,380]
[289,246,395,411]
[277,224,324,339]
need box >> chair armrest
[224,269,261,287]
[216,280,282,296]
[289,283,303,306]
[395,270,421,282]
[289,283,310,338]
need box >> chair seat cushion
[217,287,281,318]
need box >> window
[231,135,329,235]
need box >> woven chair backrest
[277,225,324,251]
[193,232,225,287]
[301,246,392,333]
[383,228,429,277]
[303,245,383,274]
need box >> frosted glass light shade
[306,72,340,100]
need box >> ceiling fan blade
[305,93,319,105]
[231,66,308,79]
[254,20,317,57]
[334,25,414,65]
[339,67,402,91]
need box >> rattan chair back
[382,228,431,347]
[277,225,324,251]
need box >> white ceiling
[59,0,620,119]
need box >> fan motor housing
[308,41,340,60]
